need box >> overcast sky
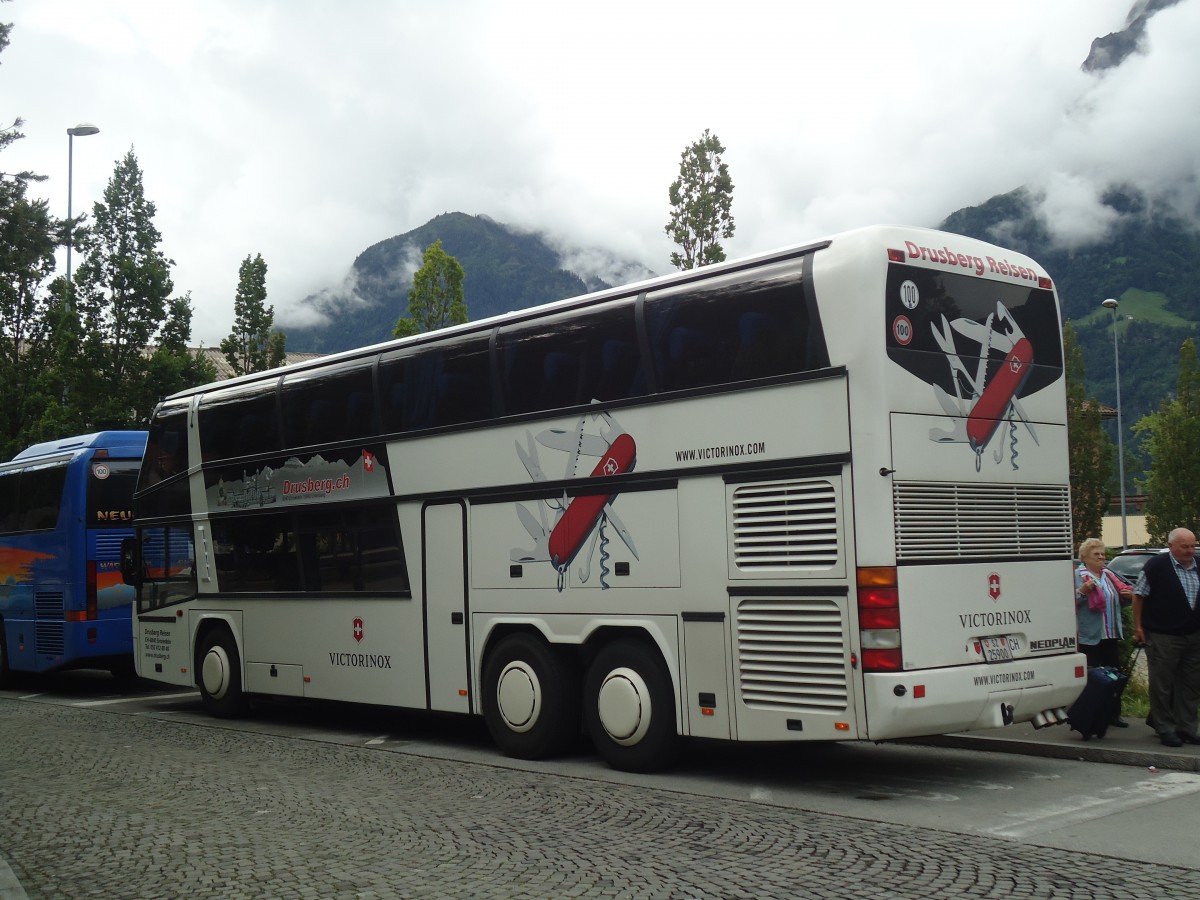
[4,0,1198,346]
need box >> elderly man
[1134,527,1200,748]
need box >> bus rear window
[0,462,68,534]
[87,460,140,529]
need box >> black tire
[196,627,249,719]
[583,638,678,773]
[109,658,139,682]
[481,633,581,760]
[0,620,12,689]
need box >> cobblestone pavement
[2,701,1200,900]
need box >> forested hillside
[285,213,644,354]
[941,187,1200,432]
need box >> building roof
[194,346,324,381]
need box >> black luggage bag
[1066,647,1141,740]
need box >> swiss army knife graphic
[928,300,1039,470]
[511,409,639,590]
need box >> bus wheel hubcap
[496,661,540,732]
[596,667,650,746]
[202,646,231,699]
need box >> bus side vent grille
[731,480,838,570]
[894,482,1071,561]
[735,596,847,712]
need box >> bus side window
[538,350,583,410]
[595,338,643,401]
[429,338,492,428]
[212,513,298,593]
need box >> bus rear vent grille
[894,482,1071,561]
[94,532,127,558]
[735,596,847,712]
[35,591,65,618]
[36,623,65,656]
[35,591,66,655]
[731,480,838,570]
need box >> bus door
[422,501,471,713]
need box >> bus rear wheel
[0,621,11,689]
[482,633,581,760]
[584,638,678,773]
[197,627,249,719]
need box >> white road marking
[983,772,1200,838]
[72,691,199,707]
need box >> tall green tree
[664,129,735,270]
[1134,338,1200,544]
[0,16,63,457]
[66,149,194,429]
[1063,322,1114,546]
[220,253,278,375]
[393,239,466,338]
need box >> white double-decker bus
[126,225,1084,771]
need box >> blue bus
[0,431,147,685]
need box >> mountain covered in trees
[284,213,653,354]
[940,187,1200,441]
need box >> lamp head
[1102,298,1119,310]
[67,124,100,137]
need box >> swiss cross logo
[988,572,1001,601]
[603,457,618,476]
[1010,355,1024,374]
[353,617,364,643]
[362,450,375,472]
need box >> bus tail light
[858,566,901,673]
[85,560,98,620]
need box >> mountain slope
[939,187,1200,427]
[284,213,644,354]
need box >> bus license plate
[980,636,1013,662]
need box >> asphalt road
[2,673,1199,899]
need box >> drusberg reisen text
[904,240,1041,282]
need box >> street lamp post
[1102,297,1127,548]
[65,123,100,307]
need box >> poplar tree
[220,253,278,375]
[665,129,735,270]
[393,239,467,338]
[1063,322,1113,546]
[1135,338,1200,544]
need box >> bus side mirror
[120,537,142,587]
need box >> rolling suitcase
[1066,647,1141,740]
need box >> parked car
[1106,547,1166,584]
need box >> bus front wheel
[584,639,678,773]
[482,633,581,760]
[197,627,248,719]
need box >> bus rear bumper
[862,652,1086,741]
